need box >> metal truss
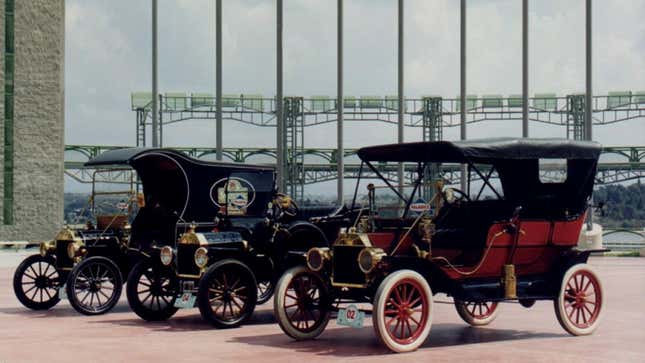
[65,145,645,186]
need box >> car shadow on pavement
[86,307,277,332]
[0,302,133,317]
[231,323,564,357]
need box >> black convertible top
[357,138,602,163]
[84,148,276,222]
[85,147,274,171]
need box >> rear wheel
[454,300,500,326]
[13,254,61,310]
[274,266,331,340]
[66,257,122,315]
[197,259,257,328]
[256,279,275,305]
[373,270,433,353]
[554,263,603,336]
[126,260,178,321]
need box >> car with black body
[13,168,138,315]
[274,138,607,352]
[84,148,356,327]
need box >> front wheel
[554,263,604,336]
[66,257,123,315]
[197,259,258,328]
[274,266,331,340]
[13,254,62,310]
[454,300,500,326]
[126,260,178,321]
[373,270,433,353]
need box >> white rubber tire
[554,263,604,336]
[274,265,330,340]
[373,269,433,353]
[454,300,500,326]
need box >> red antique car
[273,138,606,353]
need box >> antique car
[79,148,354,327]
[274,138,606,353]
[13,168,138,315]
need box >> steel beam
[460,0,467,190]
[522,0,529,138]
[397,0,404,191]
[215,0,223,160]
[585,0,593,141]
[585,0,593,230]
[337,0,344,204]
[276,0,285,191]
[151,0,159,147]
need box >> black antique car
[274,138,606,353]
[13,168,138,315]
[84,148,355,327]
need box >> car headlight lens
[358,247,386,274]
[306,247,330,272]
[67,242,78,259]
[194,247,209,269]
[160,246,173,266]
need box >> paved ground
[0,252,644,363]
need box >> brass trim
[504,264,517,299]
[177,273,202,279]
[330,278,367,289]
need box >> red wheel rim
[283,273,326,333]
[563,269,602,329]
[462,301,498,319]
[383,278,429,345]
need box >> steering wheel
[442,187,471,204]
[271,193,300,221]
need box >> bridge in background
[125,92,645,199]
[65,144,645,186]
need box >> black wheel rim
[73,263,118,312]
[20,259,59,303]
[207,267,252,322]
[283,273,326,333]
[136,266,175,311]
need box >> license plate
[58,284,67,299]
[174,293,196,309]
[336,304,365,328]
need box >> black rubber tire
[197,259,258,328]
[256,279,275,305]
[66,256,123,316]
[126,260,178,321]
[13,254,61,310]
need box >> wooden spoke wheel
[274,266,331,340]
[455,300,500,326]
[126,261,178,321]
[66,257,123,315]
[373,270,433,353]
[13,254,62,310]
[198,259,257,328]
[555,263,604,335]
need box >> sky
[64,0,645,194]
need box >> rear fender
[549,248,608,294]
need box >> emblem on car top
[209,177,256,215]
